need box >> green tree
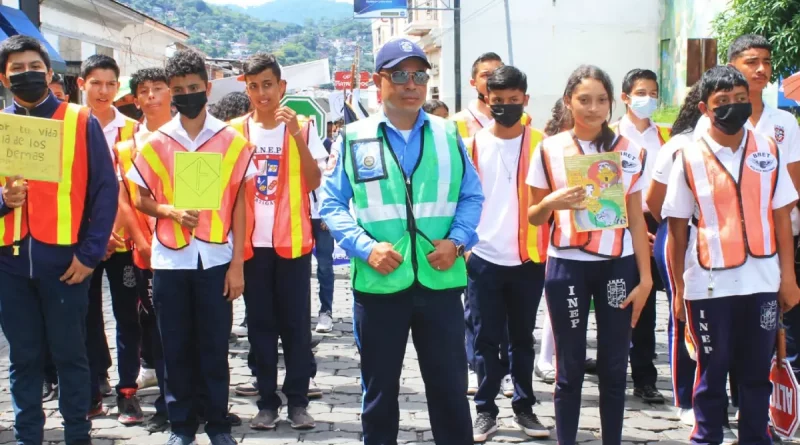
[712,0,800,80]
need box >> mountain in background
[224,0,353,25]
[116,0,371,70]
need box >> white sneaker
[136,368,157,390]
[501,374,514,398]
[677,408,695,427]
[722,425,737,444]
[467,370,478,396]
[231,324,248,337]
[315,311,333,333]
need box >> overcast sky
[206,0,353,6]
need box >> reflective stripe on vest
[470,127,548,263]
[542,131,645,258]
[344,114,466,294]
[116,137,155,269]
[230,114,314,260]
[113,119,138,252]
[0,103,89,246]
[682,132,778,270]
[135,128,253,249]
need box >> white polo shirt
[616,116,664,212]
[127,112,258,270]
[662,130,798,300]
[526,137,649,262]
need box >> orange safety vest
[111,118,139,252]
[542,131,646,258]
[469,126,548,263]
[682,132,778,270]
[115,135,155,269]
[229,114,314,260]
[134,128,253,250]
[0,102,90,246]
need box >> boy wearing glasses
[318,38,484,445]
[229,52,327,430]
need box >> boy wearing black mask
[0,35,119,445]
[664,65,800,445]
[466,65,550,442]
[126,49,257,445]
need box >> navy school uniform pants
[629,215,661,389]
[545,255,637,445]
[242,248,313,411]
[86,251,141,398]
[153,262,232,437]
[135,267,166,415]
[0,268,91,444]
[653,220,695,409]
[354,286,473,445]
[685,293,777,445]
[465,299,510,373]
[467,253,544,417]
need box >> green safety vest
[343,114,467,295]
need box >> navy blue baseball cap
[375,38,431,72]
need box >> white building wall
[439,0,662,127]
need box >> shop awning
[0,6,66,73]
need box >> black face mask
[490,104,524,128]
[711,103,752,135]
[9,71,49,104]
[117,103,143,121]
[172,91,207,119]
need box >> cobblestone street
[0,268,741,444]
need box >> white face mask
[629,96,658,120]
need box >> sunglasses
[382,70,430,86]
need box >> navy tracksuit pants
[467,254,544,417]
[629,215,661,389]
[135,267,166,415]
[0,269,92,444]
[153,263,232,437]
[242,248,313,411]
[653,221,695,409]
[86,251,141,398]
[545,255,637,445]
[686,293,777,445]
[354,286,472,445]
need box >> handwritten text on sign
[0,113,63,182]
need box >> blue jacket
[319,110,484,261]
[0,93,119,278]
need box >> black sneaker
[117,389,144,425]
[144,412,170,433]
[227,413,242,427]
[514,412,550,438]
[584,358,598,374]
[472,412,497,443]
[633,385,665,404]
[43,382,57,402]
[288,406,316,430]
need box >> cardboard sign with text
[0,113,63,182]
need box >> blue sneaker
[208,432,237,445]
[164,433,196,445]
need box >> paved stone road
[0,267,767,444]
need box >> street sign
[354,0,407,19]
[280,95,327,142]
[770,357,800,438]
[334,71,371,90]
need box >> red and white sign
[771,357,800,438]
[334,71,370,90]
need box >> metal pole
[504,0,514,65]
[454,0,462,111]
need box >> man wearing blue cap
[319,38,483,444]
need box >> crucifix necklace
[498,148,520,183]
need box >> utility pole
[454,0,462,111]
[503,0,514,65]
